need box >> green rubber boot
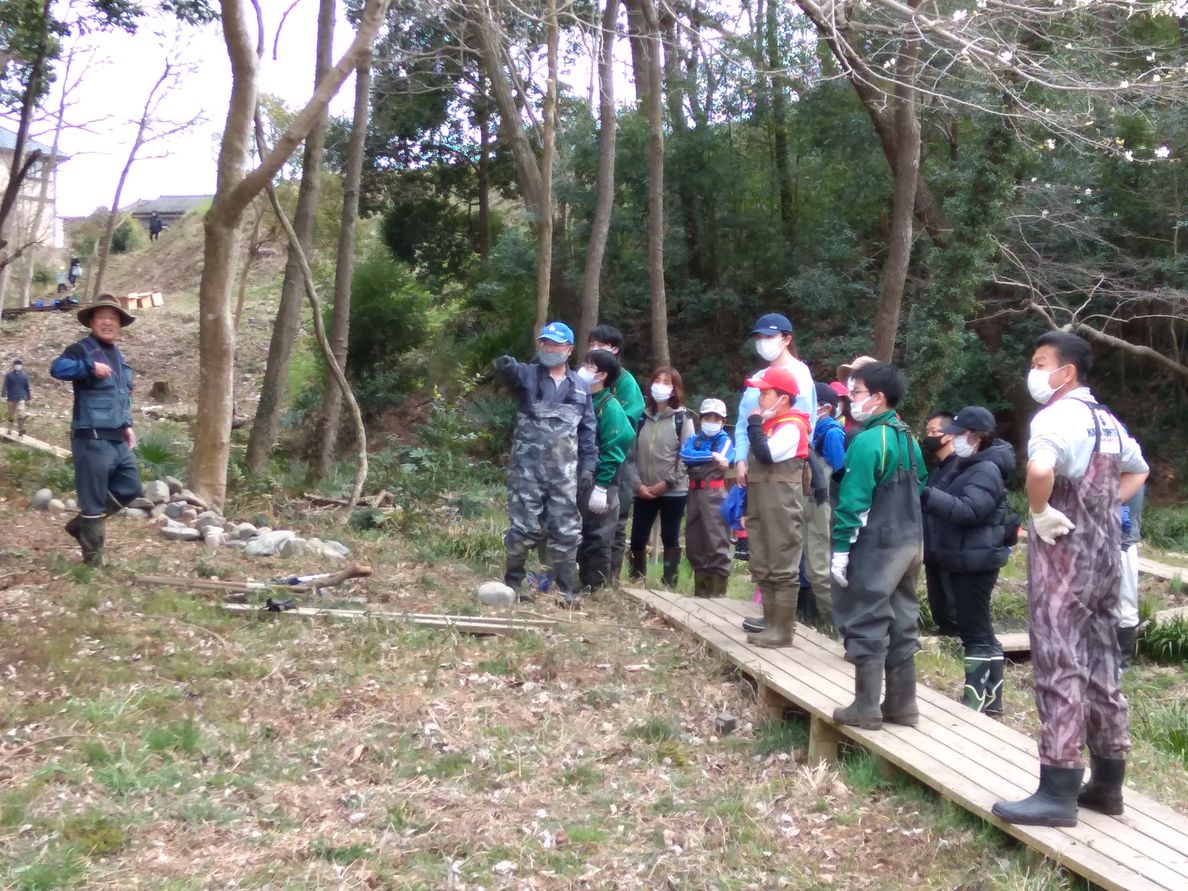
[78,516,105,567]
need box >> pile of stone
[31,475,350,561]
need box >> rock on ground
[244,530,296,557]
[144,480,170,504]
[476,581,516,608]
[32,489,53,510]
[277,537,307,558]
[159,522,201,542]
[164,475,184,495]
[164,502,187,519]
[204,529,226,550]
[47,499,66,512]
[179,489,210,510]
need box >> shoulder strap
[673,409,686,441]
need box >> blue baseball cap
[751,313,793,336]
[539,321,574,345]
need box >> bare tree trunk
[764,0,794,240]
[639,0,668,367]
[663,12,704,283]
[244,0,336,472]
[475,85,492,262]
[533,0,559,335]
[871,21,921,362]
[232,203,263,333]
[577,0,618,348]
[92,61,177,298]
[189,0,388,507]
[624,0,650,108]
[316,51,372,477]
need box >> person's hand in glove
[1031,504,1076,545]
[588,486,610,514]
[831,552,850,587]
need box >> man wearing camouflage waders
[831,363,927,731]
[994,332,1148,828]
[495,322,597,607]
[50,297,143,567]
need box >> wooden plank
[220,602,548,635]
[922,630,1030,655]
[1139,557,1188,584]
[0,429,71,460]
[623,588,1188,891]
[710,595,1188,859]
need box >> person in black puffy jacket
[920,406,1016,716]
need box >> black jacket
[922,453,960,559]
[921,440,1016,574]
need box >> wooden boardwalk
[623,586,1188,891]
[0,429,71,460]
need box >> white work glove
[831,552,850,588]
[1031,504,1076,545]
[588,485,610,514]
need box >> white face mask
[1027,366,1068,404]
[577,366,599,386]
[651,383,673,404]
[849,396,876,423]
[701,421,723,437]
[952,435,976,458]
[755,336,785,363]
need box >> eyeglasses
[850,389,871,398]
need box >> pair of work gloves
[579,474,611,515]
[827,504,1077,589]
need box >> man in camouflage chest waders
[494,323,597,607]
[994,332,1149,828]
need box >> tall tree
[576,0,618,347]
[870,4,920,362]
[636,0,668,366]
[244,0,336,472]
[188,0,389,507]
[316,51,372,476]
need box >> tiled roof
[122,195,211,215]
[0,125,61,158]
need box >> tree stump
[148,380,176,403]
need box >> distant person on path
[149,211,163,241]
[743,366,813,648]
[628,367,695,587]
[921,410,961,637]
[831,363,926,731]
[3,358,31,437]
[586,325,645,583]
[921,406,1015,715]
[736,313,817,635]
[680,398,734,598]
[993,332,1148,828]
[69,258,82,287]
[50,297,143,567]
[56,270,69,293]
[575,349,634,593]
[494,322,596,607]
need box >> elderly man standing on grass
[993,332,1148,828]
[51,296,143,567]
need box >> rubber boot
[984,655,1005,717]
[962,656,993,712]
[16,417,24,437]
[1077,756,1125,816]
[78,516,105,567]
[748,592,795,648]
[881,656,919,727]
[1117,625,1137,670]
[65,513,83,544]
[742,585,772,634]
[628,548,647,583]
[692,573,708,598]
[834,658,884,730]
[661,548,682,588]
[503,541,530,594]
[553,561,581,608]
[796,584,819,624]
[992,765,1083,827]
[710,574,728,598]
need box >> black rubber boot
[962,656,993,712]
[553,561,581,608]
[661,548,682,587]
[65,513,83,544]
[1078,756,1125,816]
[79,517,105,567]
[504,543,530,592]
[992,765,1084,827]
[834,658,883,730]
[985,655,1005,717]
[748,595,795,648]
[742,584,772,633]
[628,548,647,582]
[796,584,819,624]
[1117,625,1137,670]
[881,656,919,727]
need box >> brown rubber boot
[79,516,105,567]
[834,659,884,730]
[748,593,795,648]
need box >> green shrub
[1137,615,1188,664]
[112,216,147,254]
[347,250,434,378]
[1142,503,1188,551]
[134,429,186,480]
[1132,701,1188,767]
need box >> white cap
[699,398,727,418]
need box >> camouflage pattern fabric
[685,464,732,578]
[1028,445,1129,768]
[504,403,582,589]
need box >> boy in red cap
[744,365,813,647]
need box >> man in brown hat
[50,296,142,566]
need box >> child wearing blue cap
[494,322,598,607]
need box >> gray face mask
[537,349,569,368]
